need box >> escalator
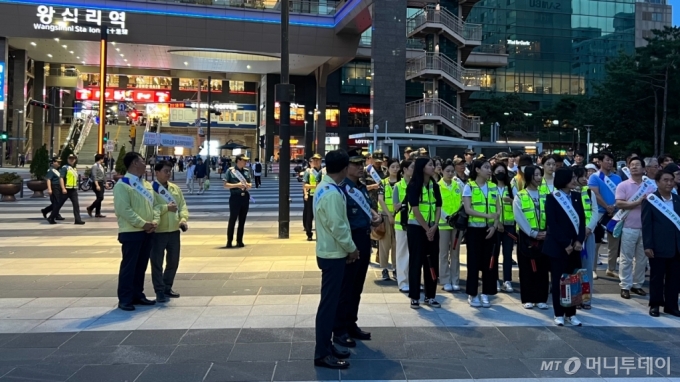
[58,118,83,157]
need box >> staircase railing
[406,5,481,43]
[406,52,481,88]
[73,115,94,155]
[405,98,480,134]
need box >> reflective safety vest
[498,185,515,225]
[538,177,553,196]
[581,186,592,226]
[379,178,396,213]
[511,175,525,194]
[394,179,408,231]
[468,180,498,225]
[517,188,546,231]
[408,181,436,226]
[438,179,462,230]
[65,166,78,189]
[308,169,319,195]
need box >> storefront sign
[507,40,531,46]
[144,132,194,148]
[35,6,129,35]
[188,102,239,110]
[76,88,170,103]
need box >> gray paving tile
[66,364,146,382]
[497,326,561,342]
[403,341,465,359]
[399,327,454,342]
[291,328,315,342]
[650,328,680,342]
[289,342,315,360]
[230,272,269,280]
[448,326,506,343]
[273,360,339,381]
[464,357,535,379]
[44,345,175,365]
[300,285,321,294]
[121,329,187,346]
[619,340,680,358]
[0,367,15,378]
[402,359,471,379]
[136,363,212,382]
[512,339,581,359]
[267,272,304,279]
[228,343,292,362]
[339,359,405,380]
[259,286,302,295]
[167,344,233,363]
[357,327,400,341]
[180,329,240,345]
[189,273,229,280]
[520,357,600,378]
[604,327,671,341]
[1,364,82,381]
[349,341,407,360]
[0,348,56,364]
[204,362,276,382]
[236,328,294,343]
[219,287,260,296]
[60,331,132,349]
[0,334,18,347]
[2,333,77,349]
[560,336,636,358]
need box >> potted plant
[0,172,22,202]
[27,144,49,198]
[114,146,127,180]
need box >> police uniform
[41,158,64,221]
[225,155,252,247]
[303,154,323,240]
[49,155,84,224]
[333,149,376,345]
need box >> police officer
[48,154,85,225]
[333,149,382,348]
[303,154,323,241]
[224,154,252,248]
[41,157,64,222]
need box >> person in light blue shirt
[587,151,622,277]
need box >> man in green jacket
[151,160,189,303]
[314,150,357,370]
[113,152,158,311]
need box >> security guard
[41,157,64,222]
[224,154,252,248]
[303,154,323,241]
[334,148,382,347]
[49,154,85,225]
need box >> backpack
[255,163,262,172]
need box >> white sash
[464,168,470,176]
[612,179,654,221]
[313,183,345,211]
[152,181,176,205]
[553,190,579,234]
[311,168,319,179]
[622,167,632,179]
[647,194,680,231]
[345,184,372,219]
[563,158,571,167]
[50,168,59,177]
[231,168,255,202]
[121,177,154,207]
[322,168,327,175]
[643,176,658,192]
[598,171,618,196]
[367,164,383,184]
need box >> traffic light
[29,100,50,109]
[0,131,7,141]
[103,132,109,143]
[259,135,265,149]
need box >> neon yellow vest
[517,189,546,230]
[65,166,78,188]
[498,185,515,225]
[438,179,462,230]
[408,182,436,225]
[379,178,395,213]
[581,186,592,226]
[468,180,498,225]
[394,179,408,231]
[538,177,553,196]
[308,168,319,195]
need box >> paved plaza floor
[0,175,679,381]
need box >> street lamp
[406,125,413,134]
[584,125,593,162]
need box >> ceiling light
[112,42,116,46]
[30,42,36,46]
[184,61,188,66]
[47,54,52,58]
[54,38,59,42]
[120,54,124,57]
[116,48,120,52]
[62,45,67,48]
[76,56,80,59]
[124,59,128,62]
[247,65,251,69]
[127,64,131,66]
[82,61,85,64]
[69,51,74,54]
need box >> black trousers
[407,224,440,300]
[254,175,261,188]
[50,188,83,222]
[227,193,250,244]
[42,191,62,218]
[649,254,680,310]
[88,181,105,215]
[150,231,181,294]
[303,196,314,238]
[549,253,582,317]
[517,235,550,304]
[315,256,345,360]
[334,228,371,336]
[465,227,498,296]
[117,231,154,305]
[494,224,516,282]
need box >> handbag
[370,220,386,240]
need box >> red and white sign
[76,88,170,103]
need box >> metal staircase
[406,52,481,92]
[406,5,481,48]
[74,116,101,163]
[405,98,480,138]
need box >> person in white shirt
[185,160,196,194]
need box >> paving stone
[520,357,600,378]
[180,329,240,345]
[0,348,56,364]
[1,332,76,348]
[136,363,212,382]
[204,362,276,382]
[236,328,294,343]
[228,342,292,362]
[289,342,315,360]
[0,364,82,381]
[272,360,339,381]
[349,341,407,360]
[65,364,146,382]
[398,327,455,342]
[464,357,535,379]
[59,331,132,348]
[401,359,471,379]
[403,341,465,359]
[121,329,187,346]
[339,359,405,380]
[167,344,233,363]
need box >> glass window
[341,61,372,95]
[229,81,245,92]
[127,76,171,89]
[179,79,222,91]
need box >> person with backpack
[253,158,263,188]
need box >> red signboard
[76,88,170,103]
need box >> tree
[29,144,49,181]
[59,146,74,167]
[115,146,127,175]
[467,93,532,140]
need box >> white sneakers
[523,303,534,309]
[555,316,582,326]
[452,284,461,291]
[496,281,501,292]
[481,294,490,308]
[593,271,598,280]
[443,283,453,292]
[536,303,549,310]
[468,295,481,308]
[502,281,513,293]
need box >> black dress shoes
[133,297,156,306]
[165,290,180,298]
[664,308,680,317]
[47,218,57,225]
[333,334,356,348]
[41,209,48,219]
[348,327,371,341]
[332,345,350,359]
[237,242,246,248]
[620,289,630,299]
[55,216,65,221]
[314,355,349,369]
[118,303,135,311]
[631,288,647,296]
[74,221,85,225]
[650,306,660,317]
[226,242,234,249]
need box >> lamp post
[373,124,379,153]
[584,125,593,162]
[552,120,559,152]
[303,120,308,157]
[15,110,23,167]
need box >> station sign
[144,132,194,148]
[76,88,170,103]
[34,5,129,35]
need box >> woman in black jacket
[543,167,586,326]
